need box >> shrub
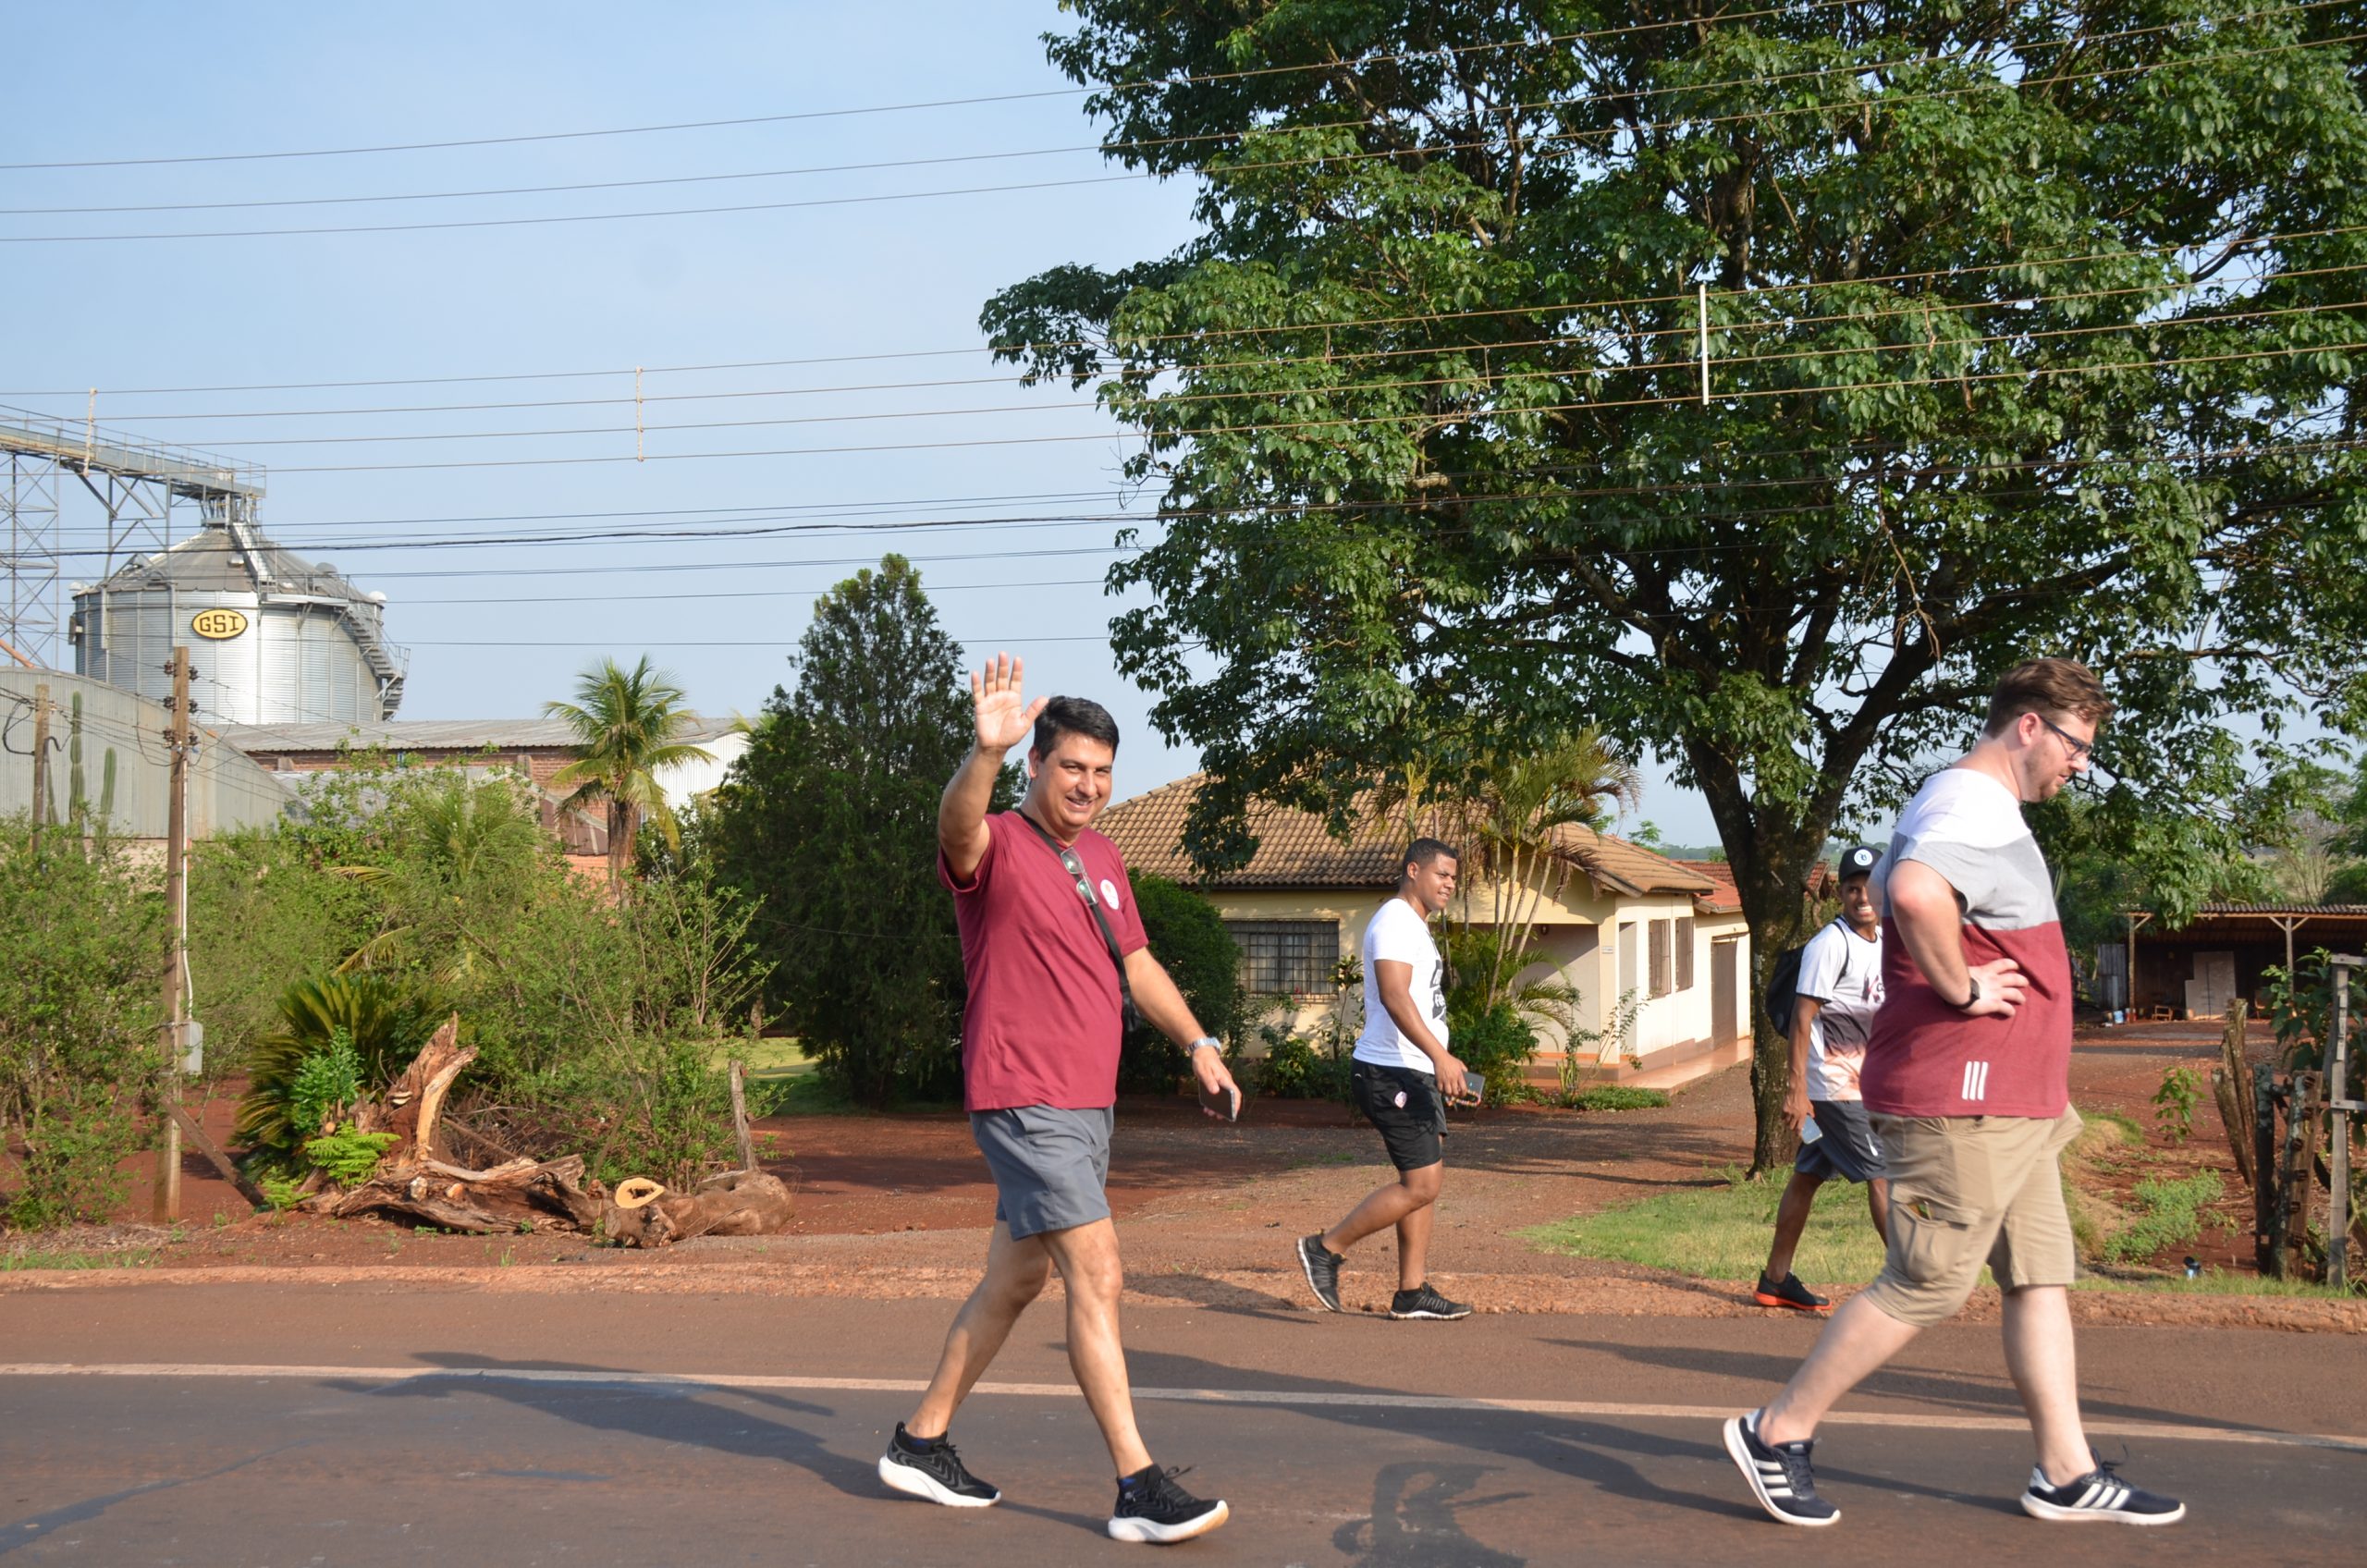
[236,974,446,1169]
[0,821,164,1230]
[301,1126,401,1187]
[2103,1170,2226,1266]
[1255,1033,1351,1100]
[1571,1085,1671,1112]
[1444,1002,1539,1106]
[1121,876,1244,1093]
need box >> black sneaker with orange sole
[1753,1271,1831,1312]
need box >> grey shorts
[1797,1099,1886,1184]
[970,1104,1114,1240]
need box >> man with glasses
[1725,658,2186,1529]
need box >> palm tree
[544,655,714,891]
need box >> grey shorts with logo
[970,1104,1115,1240]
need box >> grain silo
[72,512,405,726]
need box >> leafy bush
[1254,1032,1351,1101]
[301,1126,400,1187]
[1443,1002,1539,1106]
[237,974,446,1169]
[1121,876,1244,1092]
[0,820,164,1230]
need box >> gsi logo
[191,607,250,640]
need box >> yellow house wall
[1190,872,1751,1064]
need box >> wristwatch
[1956,974,1984,1011]
[1186,1035,1222,1053]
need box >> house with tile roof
[1096,775,1754,1087]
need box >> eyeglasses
[2036,713,2096,764]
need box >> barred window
[1226,920,1340,996]
[1676,917,1697,991]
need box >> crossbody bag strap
[1016,810,1133,992]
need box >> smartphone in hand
[1449,1073,1485,1109]
[1197,1080,1242,1122]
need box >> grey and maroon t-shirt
[1859,768,2072,1119]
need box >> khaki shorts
[1858,1109,2082,1328]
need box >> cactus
[98,747,117,823]
[66,692,86,823]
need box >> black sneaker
[877,1423,1000,1508]
[1388,1282,1472,1320]
[1296,1233,1343,1313]
[1723,1409,1840,1527]
[1752,1271,1832,1313]
[2020,1456,2185,1525]
[1107,1464,1229,1543]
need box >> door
[1712,937,1741,1043]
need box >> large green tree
[709,556,1017,1106]
[984,0,2367,1167]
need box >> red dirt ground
[9,1023,2358,1332]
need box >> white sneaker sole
[2020,1493,2186,1525]
[1107,1498,1229,1543]
[1389,1305,1472,1319]
[1296,1242,1342,1313]
[1723,1415,1840,1528]
[877,1452,1000,1508]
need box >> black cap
[1837,844,1881,880]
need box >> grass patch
[2076,1268,2360,1301]
[2081,1107,2146,1144]
[712,1035,808,1075]
[0,1247,157,1271]
[1523,1171,1899,1284]
[1569,1086,1671,1112]
[2100,1170,2224,1266]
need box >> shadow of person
[1332,1462,1527,1567]
[332,1351,877,1499]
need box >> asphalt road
[2,1284,2361,1565]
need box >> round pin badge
[1099,877,1120,910]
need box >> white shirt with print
[1353,896,1450,1074]
[1797,918,1883,1102]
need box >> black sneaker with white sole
[1297,1233,1343,1313]
[2021,1457,2185,1525]
[1108,1464,1230,1543]
[1389,1282,1472,1320]
[1723,1409,1840,1527]
[877,1423,1000,1508]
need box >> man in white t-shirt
[1295,838,1472,1321]
[1754,845,1890,1313]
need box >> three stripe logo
[1961,1060,1991,1103]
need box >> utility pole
[154,647,191,1223]
[2328,956,2360,1293]
[28,682,50,856]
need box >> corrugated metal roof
[218,715,739,753]
[2188,902,2367,917]
[1095,773,1714,896]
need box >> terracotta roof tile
[1677,859,1742,913]
[1097,774,1713,896]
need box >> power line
[0,0,1921,173]
[12,0,2330,218]
[4,28,2349,243]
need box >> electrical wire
[4,29,2350,243]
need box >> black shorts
[1353,1060,1447,1172]
[1797,1098,1886,1184]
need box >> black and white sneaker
[1107,1464,1230,1543]
[1389,1282,1472,1320]
[1297,1233,1343,1313]
[877,1423,1000,1508]
[1723,1409,1840,1527]
[2021,1457,2185,1525]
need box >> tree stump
[602,1169,794,1247]
[301,1015,607,1232]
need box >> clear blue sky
[1,2,1723,843]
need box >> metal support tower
[0,406,264,669]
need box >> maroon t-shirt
[939,810,1148,1112]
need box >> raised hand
[971,652,1049,754]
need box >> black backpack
[1761,918,1849,1036]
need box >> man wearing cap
[1752,844,1889,1312]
